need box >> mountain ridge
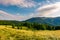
[0,17,60,26]
[25,17,60,26]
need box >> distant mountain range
[0,17,60,26]
[25,17,60,26]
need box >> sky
[0,0,60,21]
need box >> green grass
[0,25,60,40]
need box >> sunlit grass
[0,25,60,40]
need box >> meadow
[0,25,60,40]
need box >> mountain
[25,17,60,26]
[0,17,60,26]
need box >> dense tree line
[0,20,60,30]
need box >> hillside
[1,17,60,26]
[0,20,20,25]
[0,25,60,40]
[0,20,60,30]
[25,17,60,26]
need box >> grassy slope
[0,26,60,40]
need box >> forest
[0,20,60,30]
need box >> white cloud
[35,2,60,17]
[0,10,25,21]
[0,0,36,8]
[0,10,34,21]
[1,0,60,21]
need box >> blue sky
[0,0,60,21]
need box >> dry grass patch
[0,25,60,40]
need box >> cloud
[0,10,34,21]
[35,2,60,17]
[0,0,36,8]
[0,10,25,21]
[1,0,60,21]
